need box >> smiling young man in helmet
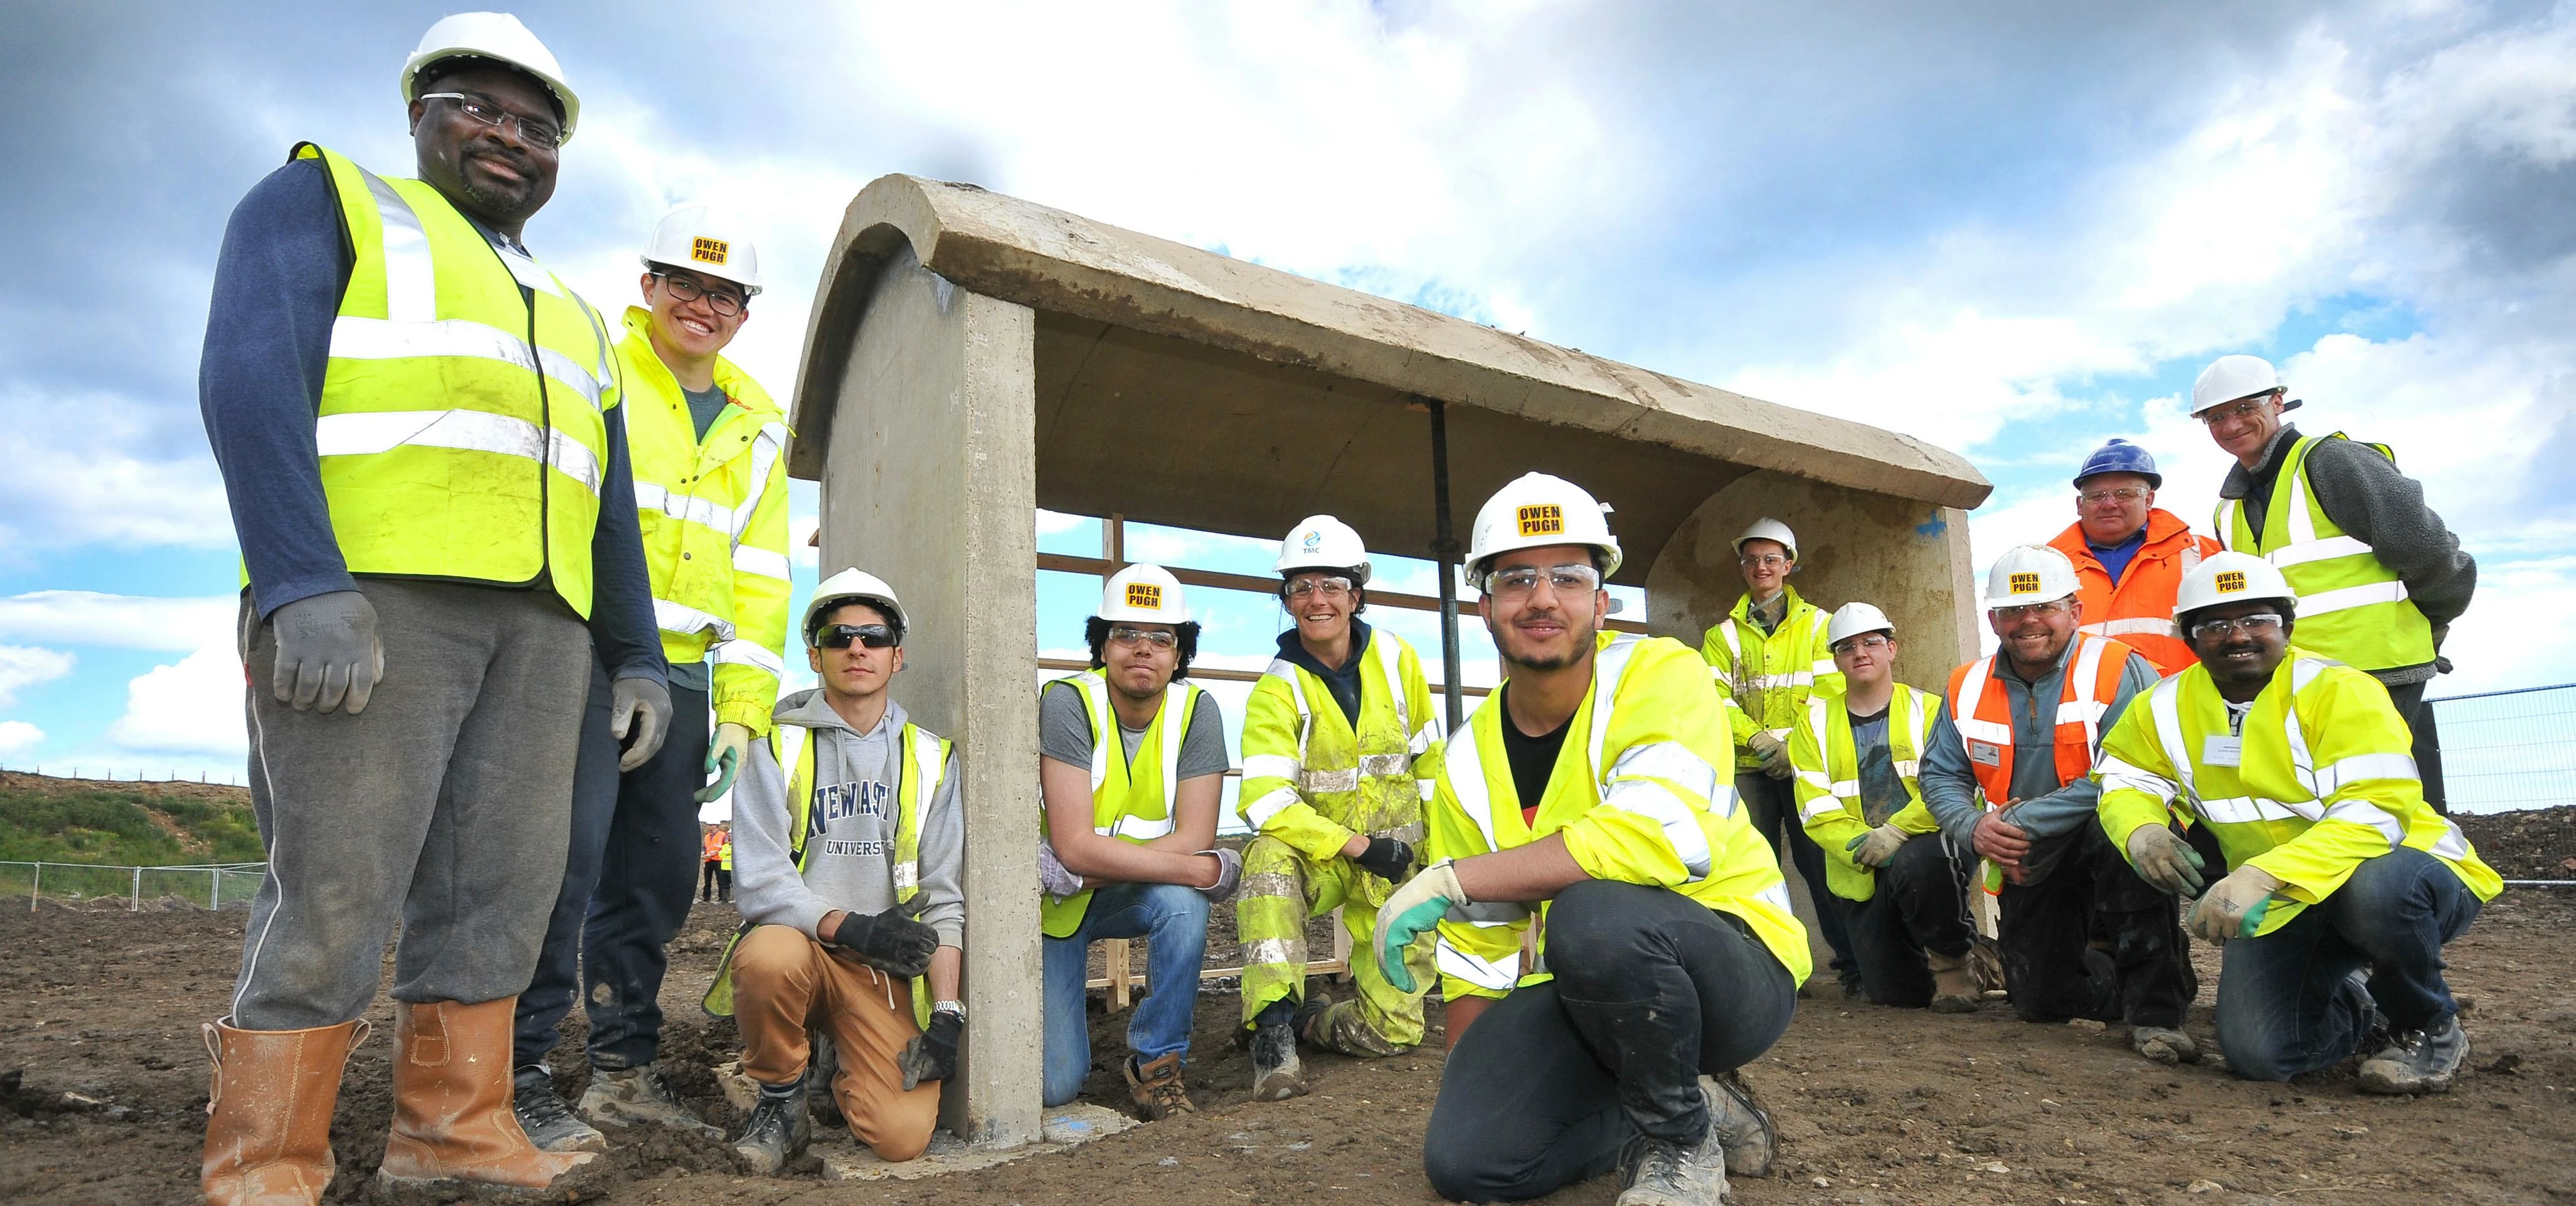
[511,206,793,1152]
[1037,566,1242,1120]
[1391,473,1807,1206]
[2046,439,2220,678]
[1234,516,1443,1102]
[2097,553,2498,1092]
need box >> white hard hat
[2191,354,2301,416]
[1734,518,1799,562]
[1276,515,1370,585]
[804,568,906,644]
[2172,551,2298,619]
[1983,545,2080,611]
[400,13,580,144]
[1826,602,1895,647]
[1465,472,1623,590]
[642,205,763,294]
[1100,564,1190,624]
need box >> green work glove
[695,722,755,803]
[2124,824,2208,897]
[1845,823,1908,869]
[1372,860,1467,995]
[2186,865,2282,943]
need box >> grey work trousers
[231,579,592,1031]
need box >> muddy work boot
[2358,1015,2469,1095]
[1926,951,1980,1015]
[732,1079,813,1175]
[1703,1071,1774,1178]
[201,1016,368,1206]
[2131,1026,2200,1065]
[1614,1116,1730,1206]
[1125,1052,1196,1121]
[1250,1022,1306,1102]
[511,1066,606,1153]
[581,1061,722,1139]
[376,998,600,1196]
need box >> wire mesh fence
[2427,683,2576,814]
[0,861,266,911]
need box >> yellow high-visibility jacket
[1238,629,1442,864]
[1700,586,1841,769]
[614,307,792,733]
[1790,683,1943,902]
[1040,673,1207,938]
[2215,435,2436,673]
[1425,633,1811,1001]
[2096,648,2498,936]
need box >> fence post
[132,867,142,912]
[211,867,221,911]
[29,863,39,912]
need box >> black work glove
[898,1011,963,1090]
[1353,836,1415,882]
[269,590,384,714]
[829,902,938,978]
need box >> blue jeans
[1042,882,1209,1107]
[2216,847,2481,1082]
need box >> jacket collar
[773,686,906,739]
[2217,424,2302,501]
[1275,618,1372,681]
[618,305,783,420]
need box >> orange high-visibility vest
[2047,510,2218,678]
[1944,632,2136,806]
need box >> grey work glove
[610,675,672,771]
[1846,823,1909,869]
[268,590,384,714]
[1746,730,1793,780]
[1353,836,1415,882]
[830,898,939,978]
[1197,847,1244,902]
[696,722,753,803]
[2125,824,2208,897]
[1036,840,1084,898]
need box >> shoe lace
[745,1096,794,1141]
[517,1083,578,1129]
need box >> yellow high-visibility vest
[2215,435,2436,672]
[1040,673,1206,938]
[1237,631,1443,865]
[1701,586,1840,769]
[1789,683,1943,902]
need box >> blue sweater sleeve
[588,398,668,686]
[1917,701,1985,848]
[198,157,352,620]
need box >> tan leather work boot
[1125,1052,1195,1121]
[376,998,598,1195]
[201,1016,368,1206]
[1926,951,1980,1015]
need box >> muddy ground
[4,809,2572,1205]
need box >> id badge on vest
[2202,736,2244,768]
[1968,740,2003,769]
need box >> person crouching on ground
[1790,603,1979,1013]
[714,570,966,1171]
[1037,565,1241,1120]
[2098,553,2499,1092]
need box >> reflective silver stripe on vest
[1591,640,1717,880]
[709,638,784,675]
[1949,655,2012,747]
[1242,754,1301,782]
[2299,580,2412,617]
[733,545,790,582]
[1301,767,1361,794]
[314,408,602,494]
[2079,617,2180,640]
[654,599,738,643]
[1241,787,1300,828]
[1447,710,1501,853]
[1434,937,1520,991]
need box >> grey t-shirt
[682,383,729,441]
[1039,678,1230,780]
[1847,705,1907,826]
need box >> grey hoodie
[731,690,966,949]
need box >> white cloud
[0,591,236,651]
[0,720,42,755]
[107,642,248,758]
[0,387,235,558]
[0,646,76,709]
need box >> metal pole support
[1426,397,1465,735]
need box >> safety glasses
[816,623,898,650]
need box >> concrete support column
[820,245,1041,1148]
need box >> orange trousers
[731,924,938,1161]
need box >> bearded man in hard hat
[1391,472,1805,1206]
[1917,547,2198,1065]
[699,570,965,1170]
[1789,603,1978,1013]
[509,206,792,1151]
[1234,516,1443,1102]
[2192,355,2474,745]
[2045,439,2220,678]
[1036,565,1243,1120]
[2098,553,2499,1093]
[1697,518,1858,996]
[194,14,667,1202]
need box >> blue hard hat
[2074,438,2161,489]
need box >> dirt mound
[2456,805,2576,880]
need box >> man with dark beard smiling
[194,14,663,1203]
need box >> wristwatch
[933,1000,967,1021]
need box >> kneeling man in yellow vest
[1791,602,1977,1013]
[713,570,966,1171]
[1037,567,1243,1121]
[2100,553,2498,1094]
[1384,474,1805,1206]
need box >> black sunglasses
[815,623,898,649]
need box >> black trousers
[1423,882,1798,1203]
[1996,823,2195,1029]
[2383,680,2447,814]
[1845,833,1974,1009]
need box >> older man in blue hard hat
[2045,439,2220,679]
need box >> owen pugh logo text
[1125,582,1163,610]
[691,237,729,265]
[1516,504,1564,538]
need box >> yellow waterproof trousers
[1235,835,1433,1055]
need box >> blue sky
[3,1,2571,784]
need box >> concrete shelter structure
[787,174,1993,1147]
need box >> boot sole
[374,1164,606,1201]
[1929,997,1978,1015]
[1251,1071,1309,1101]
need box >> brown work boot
[201,1016,368,1206]
[376,998,600,1195]
[1926,951,1980,1015]
[1124,1052,1195,1121]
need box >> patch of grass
[0,784,263,866]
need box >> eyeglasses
[2197,397,2273,427]
[2079,487,2150,505]
[2188,612,2283,641]
[1739,553,1790,570]
[1488,563,1602,600]
[815,623,898,649]
[652,272,749,317]
[1990,599,2071,622]
[1106,626,1179,649]
[416,92,563,150]
[1283,577,1354,600]
[1833,634,1894,655]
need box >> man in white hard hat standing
[1235,516,1442,1101]
[2047,439,2220,678]
[2192,355,2474,762]
[703,570,965,1170]
[1396,473,1804,1206]
[1698,518,1856,995]
[1918,547,2198,1065]
[1789,603,1977,1013]
[194,14,666,1202]
[2099,553,2498,1092]
[1037,565,1242,1120]
[511,206,793,1149]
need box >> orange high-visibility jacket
[2046,510,2220,678]
[1944,632,2138,806]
